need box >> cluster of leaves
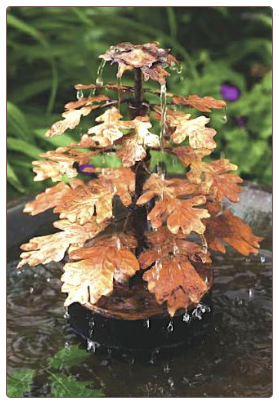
[18,41,262,317]
[7,6,272,200]
[7,345,104,397]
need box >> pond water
[7,185,272,397]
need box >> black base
[68,293,213,351]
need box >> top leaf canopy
[100,41,178,84]
[18,42,262,317]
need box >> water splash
[159,83,167,152]
[87,339,99,353]
[182,311,190,323]
[192,303,211,320]
[168,377,175,389]
[64,341,70,350]
[163,363,171,373]
[63,307,70,319]
[76,89,84,100]
[96,60,106,87]
[167,320,174,333]
[260,254,266,264]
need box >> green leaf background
[7,345,104,397]
[7,6,272,200]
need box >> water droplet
[87,339,99,352]
[76,89,84,100]
[172,244,179,256]
[154,260,162,280]
[64,307,70,319]
[260,254,266,263]
[163,363,171,373]
[222,114,228,124]
[248,288,254,299]
[167,321,174,333]
[168,377,175,388]
[96,59,106,87]
[64,341,70,350]
[182,311,190,323]
[46,277,50,283]
[159,83,167,152]
[144,318,150,329]
[116,237,121,250]
[96,77,103,86]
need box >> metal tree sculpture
[18,42,262,317]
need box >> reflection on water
[7,246,272,397]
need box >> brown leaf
[143,256,209,316]
[168,112,217,148]
[172,146,213,167]
[75,83,133,92]
[55,170,135,224]
[117,134,147,167]
[100,42,177,84]
[54,180,112,225]
[64,94,109,110]
[137,177,209,235]
[173,94,226,112]
[139,227,211,269]
[116,117,159,167]
[45,107,92,137]
[188,159,243,202]
[204,209,262,256]
[24,182,72,215]
[17,218,105,268]
[61,245,139,307]
[87,107,134,147]
[136,173,199,205]
[32,147,97,182]
[99,167,135,206]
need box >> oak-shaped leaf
[116,117,159,167]
[204,207,262,256]
[45,107,93,137]
[54,180,112,225]
[173,94,226,112]
[32,147,97,182]
[99,167,135,206]
[87,107,135,147]
[100,42,177,85]
[137,174,208,234]
[61,244,139,308]
[167,111,217,148]
[24,181,72,216]
[64,94,109,110]
[188,159,243,202]
[55,168,135,224]
[172,146,213,167]
[18,218,106,268]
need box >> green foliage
[49,374,104,398]
[7,6,272,200]
[7,369,34,397]
[49,345,91,370]
[7,344,104,397]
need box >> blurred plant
[7,345,104,397]
[7,6,272,200]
